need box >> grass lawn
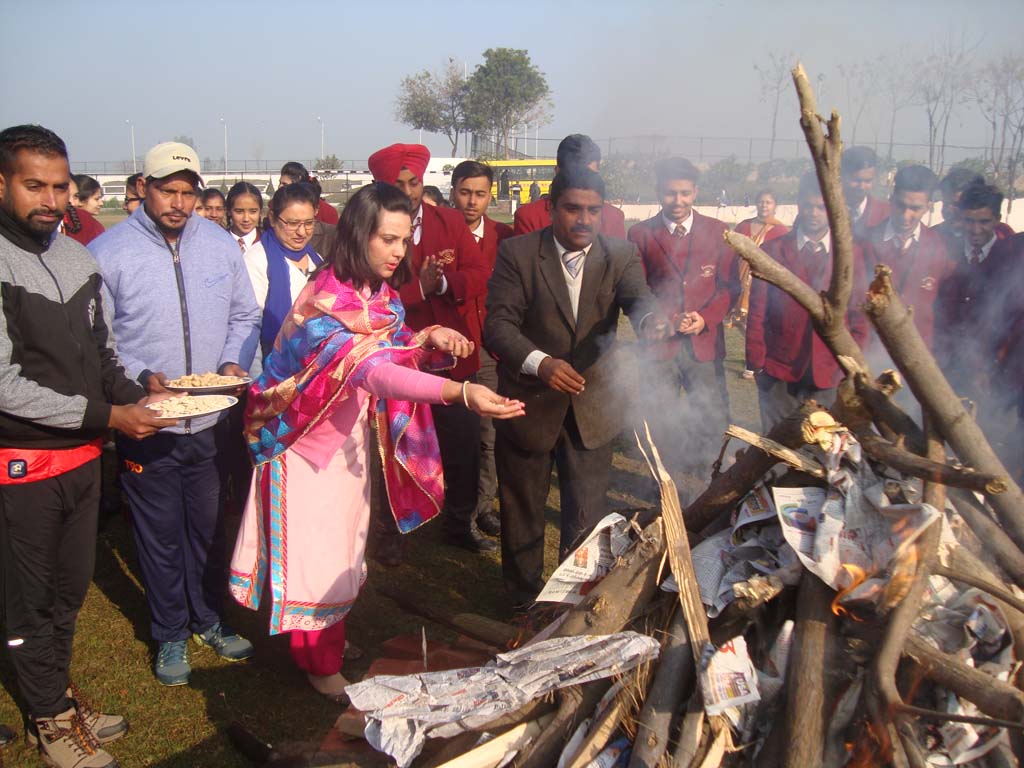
[1,210,760,766]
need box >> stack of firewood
[413,64,1024,768]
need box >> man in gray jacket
[90,142,260,687]
[1,124,171,767]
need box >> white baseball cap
[144,141,203,184]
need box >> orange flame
[831,564,868,618]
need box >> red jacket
[852,196,890,238]
[316,198,339,225]
[627,211,738,362]
[746,231,870,388]
[513,196,626,239]
[461,215,513,356]
[864,223,956,349]
[63,208,105,245]
[399,204,489,380]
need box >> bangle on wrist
[461,380,470,409]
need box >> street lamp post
[316,116,325,162]
[219,117,228,179]
[126,120,136,173]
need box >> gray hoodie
[90,206,260,434]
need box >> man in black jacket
[0,124,169,768]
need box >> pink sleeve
[364,362,448,404]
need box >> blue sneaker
[155,641,191,686]
[192,622,254,661]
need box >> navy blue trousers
[116,426,228,643]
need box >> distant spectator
[529,180,541,202]
[421,185,447,207]
[123,172,144,215]
[731,189,790,378]
[279,161,339,225]
[71,174,104,215]
[933,168,1014,250]
[199,188,226,226]
[226,181,263,253]
[61,175,104,245]
[841,146,889,237]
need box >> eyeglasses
[277,218,316,232]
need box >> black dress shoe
[477,512,501,537]
[0,723,16,747]
[445,527,498,553]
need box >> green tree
[171,135,196,150]
[395,59,470,154]
[315,154,341,171]
[465,48,550,160]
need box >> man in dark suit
[367,143,493,556]
[627,157,738,467]
[449,160,514,539]
[485,166,668,604]
[747,173,870,431]
[842,146,890,238]
[513,134,626,239]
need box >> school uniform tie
[969,247,983,265]
[238,237,245,254]
[562,250,585,278]
[673,224,687,239]
[412,215,422,246]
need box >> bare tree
[968,53,1024,197]
[914,34,976,174]
[836,61,880,146]
[877,55,917,164]
[754,51,795,161]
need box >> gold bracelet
[461,380,470,409]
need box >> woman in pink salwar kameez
[229,183,524,700]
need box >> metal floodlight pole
[220,118,228,177]
[126,120,136,173]
[316,116,325,161]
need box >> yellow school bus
[488,159,557,203]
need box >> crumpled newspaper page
[345,632,660,767]
[537,513,634,604]
[772,431,941,599]
[700,635,762,718]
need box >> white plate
[147,395,239,420]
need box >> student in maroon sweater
[449,160,514,539]
[933,169,1014,253]
[368,143,492,556]
[864,165,955,354]
[842,146,890,238]
[747,173,870,431]
[513,134,626,239]
[628,157,738,467]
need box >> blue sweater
[90,206,260,434]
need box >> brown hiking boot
[33,707,118,768]
[27,687,127,747]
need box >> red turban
[367,143,431,184]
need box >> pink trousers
[289,619,346,676]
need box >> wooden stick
[628,608,694,768]
[783,574,835,768]
[566,693,626,768]
[723,425,825,478]
[864,266,1024,556]
[946,488,1024,590]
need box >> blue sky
[1,0,1019,169]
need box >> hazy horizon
[2,0,1020,169]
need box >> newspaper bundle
[536,513,633,604]
[345,632,660,767]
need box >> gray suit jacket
[484,228,659,452]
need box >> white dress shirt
[470,217,485,242]
[520,236,593,376]
[662,211,694,237]
[796,229,832,254]
[234,228,259,252]
[881,221,921,248]
[964,234,997,264]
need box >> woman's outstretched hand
[428,327,475,359]
[452,382,525,419]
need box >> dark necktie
[970,247,982,266]
[673,224,687,239]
